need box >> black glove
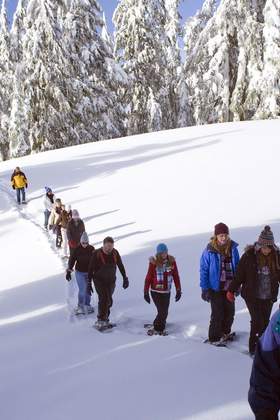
[87,282,93,295]
[12,185,15,190]
[25,183,28,188]
[175,290,182,302]
[144,292,150,304]
[123,277,129,289]
[201,289,211,302]
[66,270,72,281]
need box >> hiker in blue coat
[200,222,240,343]
[249,308,280,420]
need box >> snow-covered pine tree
[22,0,76,152]
[0,0,12,160]
[255,0,280,119]
[113,0,180,135]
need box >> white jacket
[43,194,55,212]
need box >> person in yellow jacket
[11,167,28,204]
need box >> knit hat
[72,209,80,219]
[257,225,275,247]
[156,243,168,254]
[214,223,229,236]
[103,236,114,244]
[80,232,89,244]
[45,186,52,193]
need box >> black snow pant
[151,291,171,332]
[56,225,62,248]
[94,278,116,322]
[209,291,235,342]
[246,299,274,354]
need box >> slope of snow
[1,119,280,420]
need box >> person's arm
[11,174,15,188]
[22,172,28,187]
[88,252,97,278]
[200,250,210,290]
[228,252,246,293]
[68,248,77,271]
[144,261,154,293]
[172,260,181,291]
[249,314,280,417]
[116,251,127,279]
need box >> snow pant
[209,291,235,342]
[75,271,91,308]
[151,291,171,332]
[93,277,116,321]
[246,299,273,354]
[255,411,279,420]
[61,227,68,256]
[56,225,62,248]
[44,209,51,229]
[16,187,25,204]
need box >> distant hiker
[11,166,28,204]
[43,187,55,230]
[56,204,71,258]
[248,308,280,420]
[66,209,85,258]
[200,223,240,344]
[88,236,129,330]
[48,198,63,248]
[144,243,181,335]
[228,226,280,356]
[66,232,95,315]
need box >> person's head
[214,223,230,245]
[15,166,20,174]
[55,198,62,208]
[156,243,168,259]
[72,209,80,220]
[45,186,52,195]
[103,236,114,253]
[80,232,89,248]
[258,226,275,255]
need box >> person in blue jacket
[200,222,240,343]
[249,308,280,419]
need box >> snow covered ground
[1,119,280,420]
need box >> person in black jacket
[228,226,280,355]
[88,236,129,328]
[66,209,85,258]
[66,232,95,315]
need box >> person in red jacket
[144,243,182,335]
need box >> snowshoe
[94,320,116,332]
[74,306,85,316]
[86,305,95,314]
[147,328,168,336]
[203,338,227,347]
[144,323,153,329]
[221,332,236,343]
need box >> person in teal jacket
[200,222,240,343]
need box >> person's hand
[201,289,211,302]
[12,185,15,190]
[144,292,150,304]
[25,183,28,189]
[123,277,129,289]
[66,270,72,281]
[226,291,235,303]
[175,290,182,302]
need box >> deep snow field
[1,119,280,420]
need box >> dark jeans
[209,291,235,342]
[151,291,171,332]
[16,188,26,204]
[246,299,273,354]
[94,278,116,321]
[44,209,51,229]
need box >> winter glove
[66,270,72,281]
[12,185,15,190]
[175,290,182,302]
[123,277,129,289]
[87,282,93,295]
[226,291,235,303]
[201,289,211,302]
[144,292,151,304]
[25,183,28,189]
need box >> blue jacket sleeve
[233,246,240,268]
[200,250,210,290]
[249,312,280,417]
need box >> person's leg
[82,273,91,307]
[44,210,50,229]
[16,188,20,204]
[75,271,86,309]
[259,300,274,337]
[209,291,224,342]
[56,226,62,248]
[61,228,68,256]
[151,291,170,332]
[246,300,260,354]
[21,188,26,202]
[105,280,116,321]
[222,292,235,335]
[93,278,108,321]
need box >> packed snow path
[1,120,280,420]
